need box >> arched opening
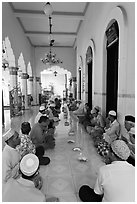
[2,37,16,125]
[106,20,119,114]
[40,66,72,102]
[86,46,93,109]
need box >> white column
[21,73,29,109]
[36,77,40,105]
[9,67,19,115]
[27,76,33,95]
[9,67,18,90]
[72,77,77,99]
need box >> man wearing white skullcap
[34,105,46,123]
[2,129,21,188]
[86,106,105,134]
[79,140,135,202]
[121,115,135,145]
[126,127,135,166]
[2,154,59,202]
[103,110,120,144]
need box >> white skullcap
[108,110,116,116]
[111,140,130,160]
[39,106,45,111]
[2,128,15,141]
[20,153,39,176]
[129,127,135,135]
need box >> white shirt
[2,177,45,202]
[34,112,43,123]
[2,144,21,185]
[94,161,135,202]
[104,120,120,144]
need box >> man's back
[2,177,45,202]
[2,144,20,184]
[94,161,135,202]
[30,123,44,146]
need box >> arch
[4,37,15,67]
[84,39,95,108]
[18,52,26,73]
[78,56,83,100]
[101,6,128,116]
[106,20,119,114]
[41,66,72,98]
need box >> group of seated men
[73,103,135,166]
[2,97,135,202]
[2,98,62,202]
[71,103,135,202]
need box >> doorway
[86,46,93,109]
[78,68,81,100]
[88,62,92,109]
[106,21,119,114]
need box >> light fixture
[44,2,53,16]
[54,70,57,76]
[41,2,63,66]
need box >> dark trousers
[127,156,135,166]
[79,185,103,202]
[35,146,50,165]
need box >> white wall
[76,2,135,118]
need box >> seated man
[78,103,91,124]
[86,106,105,134]
[68,98,77,111]
[16,122,36,158]
[35,106,46,124]
[121,115,135,143]
[2,153,59,202]
[79,140,135,202]
[54,97,61,112]
[126,127,135,166]
[30,116,54,165]
[2,129,21,187]
[73,102,85,116]
[103,110,120,144]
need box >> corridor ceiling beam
[14,11,85,20]
[25,32,77,39]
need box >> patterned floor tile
[70,159,92,175]
[39,165,49,178]
[47,176,76,194]
[40,176,48,195]
[57,193,78,202]
[73,173,97,191]
[47,163,72,177]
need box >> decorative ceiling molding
[8,2,89,48]
[25,32,77,38]
[14,10,85,20]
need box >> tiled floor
[2,106,105,202]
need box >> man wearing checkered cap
[79,140,135,202]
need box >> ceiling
[9,2,89,48]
